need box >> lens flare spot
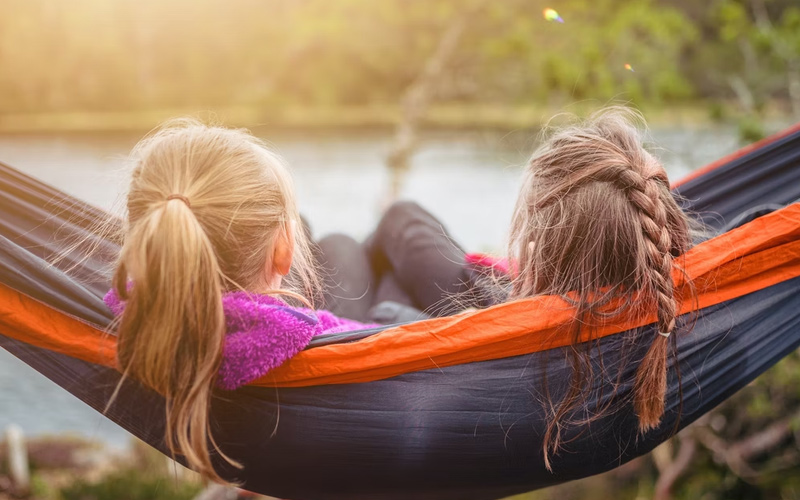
[624,63,635,72]
[543,8,564,23]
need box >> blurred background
[0,0,799,499]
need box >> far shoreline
[0,101,781,135]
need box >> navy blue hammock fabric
[0,124,799,500]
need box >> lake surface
[0,125,746,449]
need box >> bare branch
[653,435,698,500]
[386,2,487,195]
[729,408,800,461]
[749,0,773,31]
[728,75,755,114]
[694,406,800,480]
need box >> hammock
[1,124,799,500]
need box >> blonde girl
[105,120,374,480]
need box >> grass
[59,468,202,500]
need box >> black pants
[316,201,489,323]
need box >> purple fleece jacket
[104,289,376,391]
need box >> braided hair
[507,107,693,466]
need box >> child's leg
[374,271,415,307]
[366,201,477,317]
[316,233,375,323]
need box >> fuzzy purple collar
[104,290,375,390]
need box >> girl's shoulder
[218,292,320,390]
[221,291,376,334]
[211,293,378,389]
[103,289,375,390]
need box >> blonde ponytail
[112,119,319,481]
[114,198,231,479]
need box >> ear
[271,221,295,277]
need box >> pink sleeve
[465,253,513,275]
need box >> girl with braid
[331,107,695,464]
[506,107,694,464]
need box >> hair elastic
[657,330,672,338]
[166,194,192,208]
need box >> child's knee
[383,200,425,222]
[317,233,362,259]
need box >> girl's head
[508,108,693,460]
[112,119,317,480]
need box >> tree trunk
[728,75,755,114]
[5,425,30,496]
[386,4,484,197]
[786,65,800,119]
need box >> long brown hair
[112,119,318,481]
[508,108,694,467]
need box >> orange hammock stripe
[1,204,799,388]
[0,287,117,367]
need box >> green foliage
[738,115,766,143]
[30,473,58,500]
[708,101,727,122]
[0,0,796,120]
[711,0,800,117]
[59,468,202,500]
[718,1,752,43]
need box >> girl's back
[507,108,695,465]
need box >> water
[0,125,742,449]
